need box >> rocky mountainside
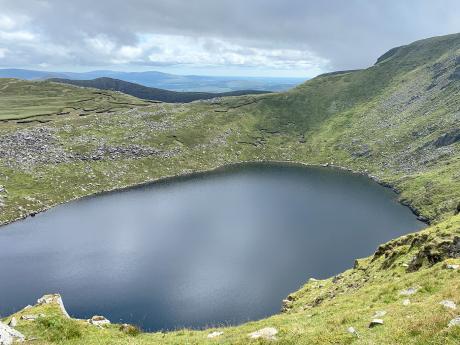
[0,33,460,344]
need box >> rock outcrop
[248,327,278,340]
[0,322,25,345]
[369,319,384,328]
[433,129,460,148]
[37,293,70,318]
[88,315,111,327]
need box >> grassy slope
[1,33,460,344]
[0,79,151,121]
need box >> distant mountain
[0,68,305,92]
[49,77,270,103]
[0,68,67,80]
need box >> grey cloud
[0,0,460,73]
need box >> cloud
[0,0,459,76]
[142,34,329,72]
[0,14,17,30]
[0,48,8,59]
[0,30,35,41]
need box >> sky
[0,0,460,78]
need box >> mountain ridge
[0,68,304,92]
[48,77,271,103]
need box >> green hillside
[0,79,151,122]
[1,33,460,344]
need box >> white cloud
[0,30,35,41]
[85,35,116,54]
[113,45,144,63]
[0,1,334,75]
[1,0,460,75]
[143,34,329,73]
[0,13,35,43]
[0,48,8,59]
[0,15,16,30]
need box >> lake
[0,163,425,331]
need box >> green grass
[0,79,150,121]
[34,316,83,342]
[1,33,460,344]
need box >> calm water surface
[0,163,425,331]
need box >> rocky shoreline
[0,294,113,344]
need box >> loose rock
[347,326,357,335]
[448,317,460,327]
[248,327,278,340]
[369,319,384,328]
[373,310,387,318]
[399,287,418,296]
[446,264,459,270]
[439,300,457,310]
[402,299,411,306]
[88,315,111,326]
[21,314,44,321]
[207,331,224,338]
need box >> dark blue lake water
[0,163,425,331]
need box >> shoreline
[0,159,430,228]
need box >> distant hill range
[49,77,270,103]
[0,68,305,92]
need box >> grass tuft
[35,315,83,342]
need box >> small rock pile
[83,144,164,161]
[0,127,72,170]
